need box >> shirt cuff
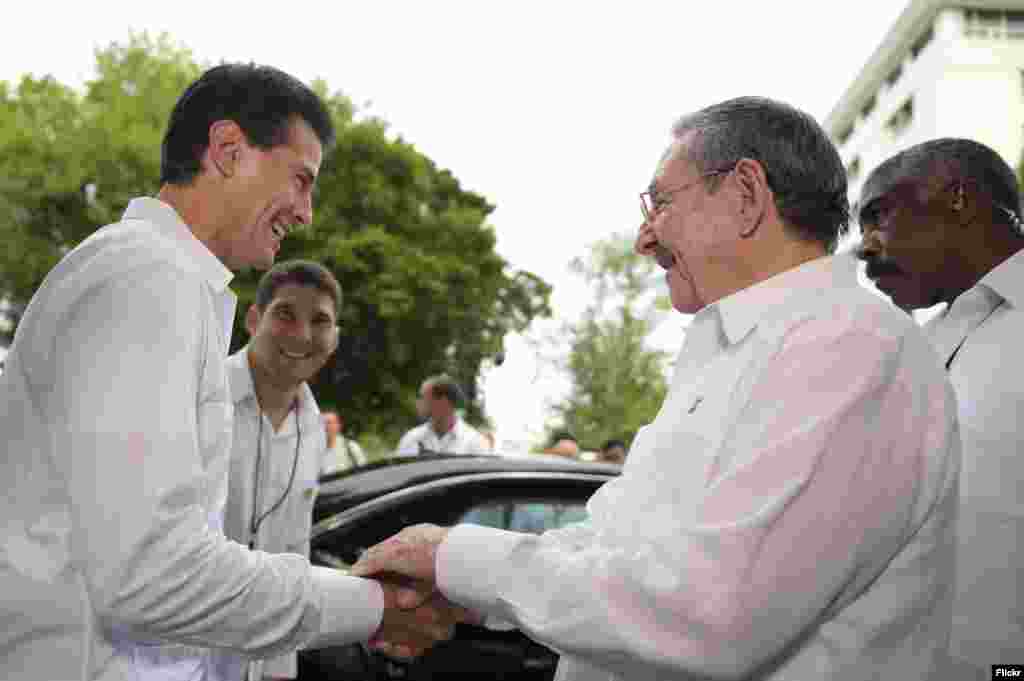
[261,649,296,679]
[306,567,384,648]
[437,524,526,619]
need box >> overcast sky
[0,1,909,447]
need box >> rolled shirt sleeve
[51,266,382,657]
[438,321,955,679]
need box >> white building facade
[824,0,1024,322]
[827,0,1024,208]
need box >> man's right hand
[370,576,473,659]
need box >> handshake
[351,523,482,659]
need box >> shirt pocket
[282,475,318,554]
[643,364,740,499]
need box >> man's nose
[635,221,657,256]
[292,321,313,344]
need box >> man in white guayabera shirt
[858,138,1024,680]
[214,260,342,681]
[0,63,456,681]
[349,97,963,680]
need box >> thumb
[349,559,375,577]
[350,549,384,577]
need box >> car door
[298,470,613,681]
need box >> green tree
[548,233,670,451]
[1018,153,1024,196]
[0,33,551,447]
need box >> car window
[460,500,589,534]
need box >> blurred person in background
[322,409,367,475]
[542,430,579,458]
[598,438,627,465]
[395,375,489,455]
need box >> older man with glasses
[348,97,961,680]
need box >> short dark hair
[254,260,342,315]
[424,375,465,407]
[672,96,850,252]
[602,438,626,452]
[862,138,1021,232]
[161,63,335,185]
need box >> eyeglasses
[640,167,734,223]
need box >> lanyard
[249,406,301,549]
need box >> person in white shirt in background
[394,376,490,456]
[857,138,1024,680]
[0,63,455,681]
[321,409,368,474]
[350,96,963,680]
[213,260,343,681]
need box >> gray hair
[670,96,850,253]
[862,138,1022,233]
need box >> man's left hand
[351,524,451,603]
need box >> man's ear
[207,120,243,179]
[245,304,262,337]
[733,158,770,238]
[950,179,981,228]
[328,323,340,356]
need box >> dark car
[300,453,621,681]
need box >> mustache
[853,244,904,279]
[862,258,904,280]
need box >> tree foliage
[548,233,669,451]
[0,33,551,446]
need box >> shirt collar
[227,347,320,425]
[228,349,257,405]
[715,254,855,346]
[430,416,463,440]
[976,247,1024,309]
[122,197,234,293]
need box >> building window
[1010,11,1024,35]
[861,95,877,119]
[886,97,914,135]
[911,25,934,57]
[885,63,903,89]
[965,8,1024,39]
[847,157,862,182]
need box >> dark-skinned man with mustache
[857,138,1024,680]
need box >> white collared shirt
[322,438,368,475]
[395,417,489,456]
[0,198,382,681]
[438,254,962,680]
[213,348,331,681]
[923,247,1024,674]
